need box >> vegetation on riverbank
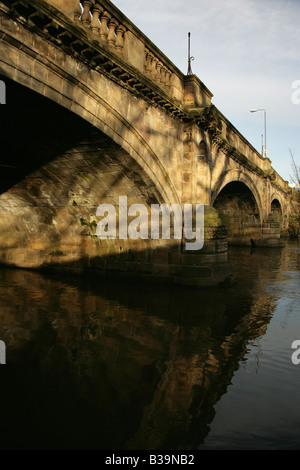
[289,150,300,238]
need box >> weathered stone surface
[0,0,293,286]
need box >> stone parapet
[72,0,184,100]
[4,0,211,107]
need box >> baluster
[99,11,110,41]
[91,4,102,35]
[107,18,118,47]
[165,70,172,88]
[74,0,82,24]
[156,61,163,82]
[144,49,149,72]
[160,66,167,85]
[115,25,126,51]
[145,50,153,74]
[151,56,158,79]
[81,0,92,28]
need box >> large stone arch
[0,75,174,268]
[0,28,179,207]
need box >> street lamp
[250,108,267,158]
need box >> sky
[112,0,300,184]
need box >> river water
[0,240,299,450]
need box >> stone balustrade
[74,1,127,53]
[5,0,207,105]
[143,47,172,91]
[73,1,175,93]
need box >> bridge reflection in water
[1,242,299,450]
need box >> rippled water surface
[0,240,299,450]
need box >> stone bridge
[0,0,292,287]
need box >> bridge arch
[211,170,263,244]
[0,35,179,206]
[270,192,284,216]
[211,169,263,220]
[0,74,180,271]
[270,196,283,227]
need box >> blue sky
[113,0,300,184]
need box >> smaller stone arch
[269,196,288,238]
[270,198,283,224]
[211,170,264,245]
[211,169,264,223]
[212,181,262,244]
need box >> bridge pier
[170,206,234,287]
[251,213,284,248]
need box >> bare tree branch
[289,148,300,187]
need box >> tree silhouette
[290,149,300,187]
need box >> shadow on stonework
[0,75,101,194]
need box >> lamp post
[187,32,194,75]
[250,108,267,158]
